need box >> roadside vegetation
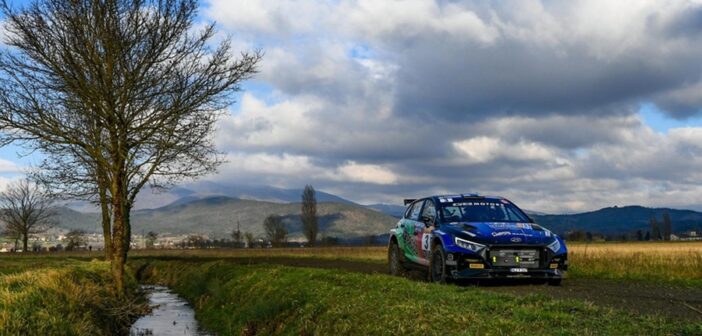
[0,259,144,335]
[133,260,700,335]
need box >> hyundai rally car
[387,194,568,285]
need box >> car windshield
[440,200,530,223]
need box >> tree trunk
[100,184,112,260]
[110,173,128,296]
[121,208,131,262]
[22,234,28,252]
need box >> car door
[417,199,437,265]
[400,200,425,264]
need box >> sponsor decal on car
[492,231,511,237]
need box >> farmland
[1,241,701,335]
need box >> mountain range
[55,196,396,239]
[530,205,702,235]
[51,184,702,238]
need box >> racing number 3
[422,233,431,251]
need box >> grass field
[0,259,143,335]
[131,259,701,335]
[1,241,701,335]
[130,241,702,285]
[567,241,702,285]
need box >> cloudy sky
[3,0,702,213]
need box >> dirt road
[191,256,702,322]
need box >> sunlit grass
[0,260,144,335]
[133,260,700,336]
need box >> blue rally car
[387,194,567,285]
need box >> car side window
[420,200,436,223]
[408,201,424,221]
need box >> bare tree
[650,217,661,240]
[65,229,87,251]
[662,211,672,241]
[231,220,241,247]
[301,185,318,246]
[145,231,158,248]
[263,215,287,247]
[243,231,254,248]
[0,0,260,294]
[30,148,114,259]
[0,179,55,252]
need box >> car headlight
[455,237,485,253]
[547,239,561,253]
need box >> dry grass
[6,240,701,285]
[567,241,702,284]
[129,246,388,262]
[0,260,144,335]
[129,241,702,285]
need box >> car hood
[442,221,557,245]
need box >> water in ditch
[130,285,213,336]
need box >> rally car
[387,194,567,285]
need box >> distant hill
[62,183,359,212]
[366,203,406,218]
[531,205,702,235]
[53,196,396,239]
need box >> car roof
[426,194,507,202]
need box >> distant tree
[364,234,377,246]
[145,231,158,249]
[244,232,254,248]
[662,211,672,241]
[231,221,242,247]
[263,215,287,247]
[566,230,586,241]
[321,236,340,246]
[301,185,318,246]
[0,179,55,252]
[65,229,87,251]
[636,230,643,241]
[585,231,593,242]
[650,217,661,240]
[644,231,651,241]
[185,235,206,248]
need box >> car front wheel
[429,244,448,283]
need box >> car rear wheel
[429,244,448,283]
[388,240,403,276]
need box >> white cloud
[334,161,398,185]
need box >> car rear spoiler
[403,199,416,205]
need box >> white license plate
[510,268,528,273]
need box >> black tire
[388,241,403,276]
[429,244,448,283]
[548,278,562,286]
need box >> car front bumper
[450,267,565,280]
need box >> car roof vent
[461,193,482,198]
[403,199,416,205]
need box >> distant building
[673,231,702,241]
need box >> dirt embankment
[202,256,702,322]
